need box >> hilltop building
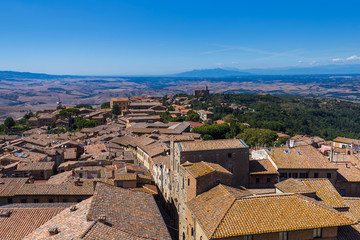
[110,97,129,111]
[193,86,209,97]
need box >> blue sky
[1,0,360,75]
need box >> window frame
[313,228,322,238]
[279,231,288,240]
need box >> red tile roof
[0,207,64,240]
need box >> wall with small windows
[249,173,278,188]
[278,169,337,184]
[12,194,91,204]
[335,181,360,197]
[176,147,249,187]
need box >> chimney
[98,215,106,223]
[74,178,81,186]
[48,227,59,235]
[28,176,35,184]
[70,205,77,212]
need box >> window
[300,173,308,178]
[49,199,54,203]
[7,198,12,204]
[314,172,319,178]
[191,227,194,238]
[188,178,190,186]
[183,233,185,240]
[244,235,253,240]
[34,199,39,203]
[256,178,260,184]
[340,189,346,196]
[79,173,83,178]
[313,228,322,238]
[279,231,288,240]
[327,173,332,179]
[267,178,271,183]
[288,173,291,178]
[228,153,232,158]
[62,198,68,203]
[292,173,298,178]
[21,199,27,203]
[279,172,287,179]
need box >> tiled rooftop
[333,137,360,145]
[211,194,353,238]
[0,178,28,196]
[0,206,64,240]
[249,158,278,175]
[16,181,94,196]
[23,198,93,240]
[301,178,348,209]
[275,178,315,194]
[183,161,231,178]
[16,161,54,171]
[338,197,360,240]
[336,163,360,182]
[86,182,171,239]
[277,178,348,209]
[46,171,73,184]
[267,145,337,169]
[186,184,252,237]
[83,222,146,240]
[179,138,246,152]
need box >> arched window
[191,227,194,237]
[183,232,185,240]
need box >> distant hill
[172,68,251,78]
[172,64,360,77]
[0,71,79,80]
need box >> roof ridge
[295,194,354,221]
[202,161,215,171]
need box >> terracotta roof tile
[276,178,348,209]
[267,145,337,169]
[16,161,54,171]
[0,207,64,240]
[83,222,146,239]
[23,198,93,240]
[336,163,360,182]
[183,161,231,178]
[249,159,278,175]
[186,184,252,237]
[338,197,360,240]
[179,138,247,152]
[0,178,28,196]
[86,182,171,239]
[211,194,354,238]
[16,181,94,196]
[275,178,316,194]
[333,137,360,145]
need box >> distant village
[0,86,360,239]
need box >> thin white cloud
[346,55,360,61]
[331,55,360,63]
[332,58,344,62]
